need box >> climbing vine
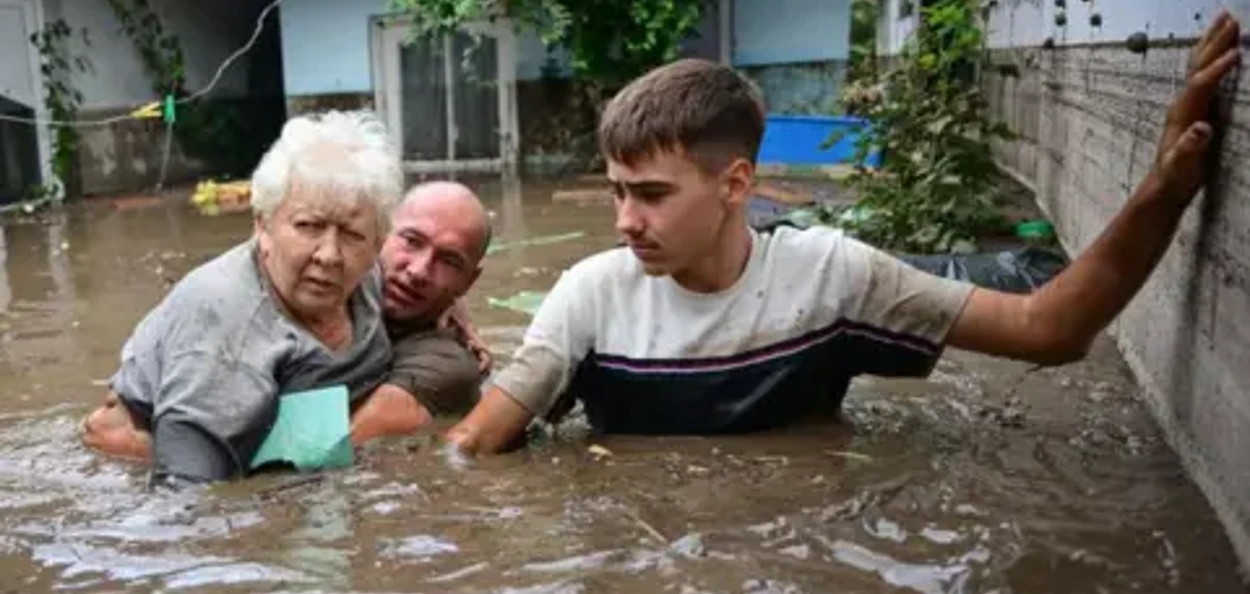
[847,0,879,83]
[107,0,184,96]
[832,0,1013,253]
[107,0,259,177]
[29,19,92,193]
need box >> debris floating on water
[824,450,873,463]
[487,290,548,316]
[669,532,706,558]
[190,180,251,216]
[485,231,585,255]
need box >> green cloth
[487,290,548,316]
[485,232,585,255]
[250,385,354,472]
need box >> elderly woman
[82,110,402,487]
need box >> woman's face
[255,184,382,323]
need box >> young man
[444,14,1242,455]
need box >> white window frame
[370,16,519,175]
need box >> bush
[832,0,1013,254]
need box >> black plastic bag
[745,198,1068,294]
[895,247,1068,294]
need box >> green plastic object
[250,385,354,473]
[487,290,548,316]
[486,231,585,255]
[1015,220,1055,241]
[162,94,176,124]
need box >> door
[373,17,519,174]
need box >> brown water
[0,177,1243,593]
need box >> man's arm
[443,386,534,455]
[947,13,1241,365]
[351,330,483,445]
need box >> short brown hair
[598,58,767,173]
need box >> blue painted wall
[280,0,388,95]
[733,0,850,66]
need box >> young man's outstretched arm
[947,13,1241,364]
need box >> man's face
[380,199,482,323]
[608,150,745,279]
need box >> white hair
[250,110,403,234]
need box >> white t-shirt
[492,225,974,434]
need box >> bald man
[83,181,494,460]
[349,181,493,444]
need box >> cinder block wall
[984,41,1250,566]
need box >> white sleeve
[827,232,974,377]
[488,263,596,418]
[836,234,974,346]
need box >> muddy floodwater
[0,177,1244,593]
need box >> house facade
[3,0,853,195]
[278,0,852,174]
[0,0,279,199]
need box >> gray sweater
[110,238,392,485]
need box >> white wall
[882,0,1250,53]
[985,0,1250,48]
[45,0,251,109]
[878,0,919,56]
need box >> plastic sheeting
[896,247,1068,294]
[747,199,1068,293]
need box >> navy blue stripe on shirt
[591,317,941,375]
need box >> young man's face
[607,149,750,280]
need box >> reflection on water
[0,178,1242,593]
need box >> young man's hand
[1155,11,1241,200]
[947,13,1242,365]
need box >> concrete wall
[732,0,851,115]
[965,0,1250,569]
[879,0,1250,54]
[49,0,252,107]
